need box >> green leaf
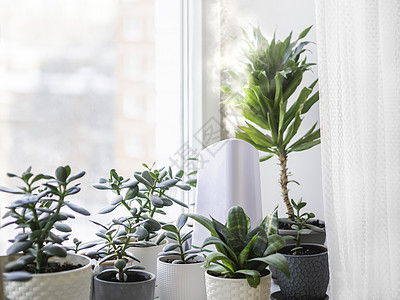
[162,224,179,234]
[92,184,111,190]
[186,213,218,237]
[157,179,178,189]
[55,166,68,182]
[259,154,274,162]
[261,206,279,235]
[66,202,90,216]
[66,171,85,184]
[251,253,290,279]
[44,244,67,257]
[235,269,261,288]
[163,243,179,252]
[3,271,32,282]
[98,205,117,214]
[177,214,188,229]
[302,91,319,114]
[227,206,249,241]
[297,25,312,40]
[304,224,325,233]
[205,252,235,272]
[238,234,258,268]
[134,174,151,187]
[201,236,238,263]
[6,241,33,256]
[263,234,285,256]
[164,195,188,208]
[54,222,72,232]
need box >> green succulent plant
[93,164,191,246]
[222,26,320,219]
[187,206,290,288]
[89,220,144,282]
[282,198,325,251]
[158,214,200,264]
[0,166,89,280]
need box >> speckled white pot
[205,269,271,300]
[4,253,92,300]
[157,255,206,300]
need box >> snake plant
[222,26,320,219]
[187,206,290,288]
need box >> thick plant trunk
[279,153,294,221]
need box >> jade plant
[222,26,320,219]
[187,206,290,288]
[89,220,145,281]
[93,164,191,246]
[0,166,89,280]
[283,198,325,252]
[158,214,200,264]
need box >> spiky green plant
[222,26,320,219]
[187,206,290,288]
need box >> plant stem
[279,153,294,221]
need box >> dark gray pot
[272,244,329,300]
[93,270,156,300]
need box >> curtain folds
[316,0,400,299]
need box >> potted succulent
[0,166,92,300]
[187,206,290,300]
[90,220,156,300]
[93,164,191,295]
[221,26,325,244]
[270,199,329,300]
[157,214,206,300]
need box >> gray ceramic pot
[93,270,156,300]
[272,244,329,300]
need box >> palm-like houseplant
[222,26,320,219]
[187,206,290,300]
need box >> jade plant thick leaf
[187,206,290,288]
[0,166,89,280]
[222,26,320,218]
[93,163,191,247]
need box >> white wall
[202,0,324,220]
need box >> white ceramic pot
[126,242,166,298]
[4,253,92,300]
[157,255,206,300]
[205,269,272,300]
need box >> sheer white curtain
[316,0,400,299]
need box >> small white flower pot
[157,255,206,300]
[3,253,92,300]
[205,269,272,300]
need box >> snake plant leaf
[238,233,258,267]
[227,206,249,241]
[201,236,238,263]
[212,218,243,253]
[185,214,218,237]
[263,234,285,256]
[235,269,261,288]
[252,228,268,257]
[261,206,279,235]
[205,252,235,272]
[249,253,290,279]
